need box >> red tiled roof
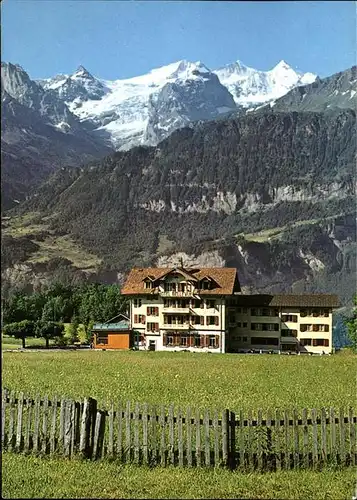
[121,267,240,296]
[234,294,340,308]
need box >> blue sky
[2,1,356,80]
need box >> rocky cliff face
[144,67,236,145]
[1,63,113,209]
[268,65,357,112]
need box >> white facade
[130,294,226,353]
[227,304,333,354]
[123,267,337,355]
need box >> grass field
[3,453,356,499]
[3,350,356,499]
[3,350,356,411]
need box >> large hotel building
[111,266,340,354]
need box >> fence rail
[2,388,356,471]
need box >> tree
[66,316,80,345]
[36,321,65,349]
[3,320,36,348]
[345,295,357,352]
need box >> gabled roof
[92,319,130,331]
[122,267,241,296]
[150,267,199,282]
[233,294,340,308]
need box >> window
[242,308,248,314]
[147,307,159,316]
[166,335,173,346]
[134,314,146,324]
[207,316,219,326]
[243,322,248,328]
[237,336,242,341]
[206,300,215,309]
[236,307,242,313]
[243,336,248,342]
[282,315,298,323]
[323,309,329,317]
[201,279,210,290]
[282,329,297,337]
[194,336,201,347]
[144,281,153,289]
[251,308,262,317]
[229,315,236,324]
[147,322,159,332]
[267,323,279,332]
[96,333,108,345]
[313,338,326,347]
[209,336,216,348]
[194,300,201,308]
[133,299,142,308]
[180,336,188,347]
[251,337,279,346]
[300,338,312,346]
[300,324,307,332]
[251,323,262,331]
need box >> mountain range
[1,58,356,316]
[38,59,317,149]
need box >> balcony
[162,323,192,330]
[163,307,191,313]
[161,290,196,298]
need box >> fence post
[2,388,8,447]
[92,410,106,460]
[15,392,24,452]
[79,398,95,459]
[229,410,236,470]
[222,409,229,467]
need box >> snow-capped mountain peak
[34,57,318,150]
[215,59,317,106]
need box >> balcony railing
[163,323,192,329]
[163,307,191,313]
[160,290,196,298]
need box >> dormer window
[145,281,153,289]
[201,279,210,290]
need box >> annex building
[115,266,340,354]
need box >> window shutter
[324,325,329,332]
[200,316,204,326]
[155,323,159,332]
[215,335,219,348]
[156,307,159,316]
[147,307,150,316]
[206,316,209,326]
[215,317,219,326]
[175,334,181,346]
[200,301,204,309]
[134,314,138,324]
[163,334,167,345]
[324,339,329,347]
[141,315,146,324]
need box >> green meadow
[3,350,356,499]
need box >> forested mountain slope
[3,109,356,304]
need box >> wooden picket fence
[2,388,356,471]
